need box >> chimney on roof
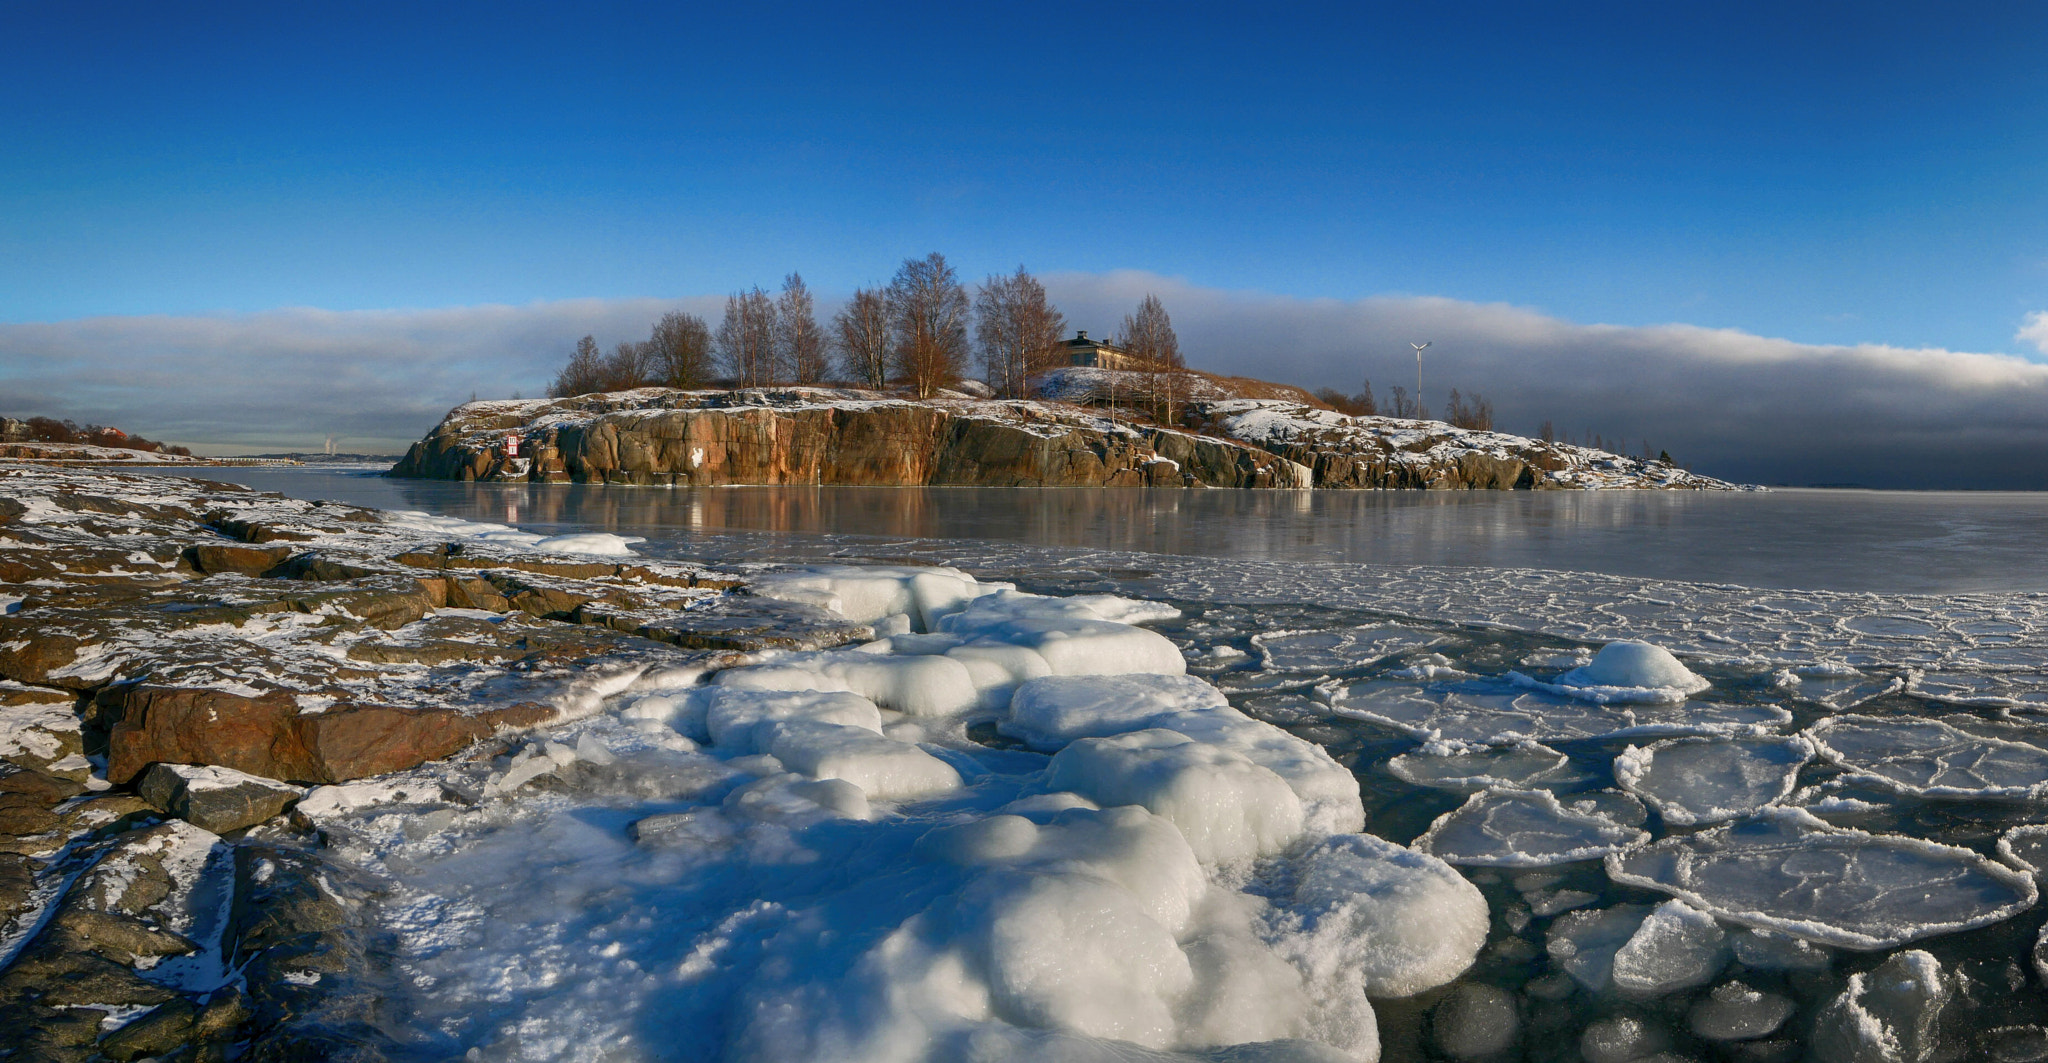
[1076,331,1088,341]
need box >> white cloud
[4,276,2047,486]
[2020,311,2048,357]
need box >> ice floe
[1384,742,1579,792]
[1327,680,1789,745]
[1414,788,1649,867]
[1807,714,2048,799]
[1612,735,1814,825]
[382,510,646,556]
[1607,807,2038,949]
[1250,625,1440,674]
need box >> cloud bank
[4,275,2047,487]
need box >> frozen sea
[137,468,2048,1062]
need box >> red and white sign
[503,434,521,457]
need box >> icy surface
[198,510,2048,1061]
[1613,736,1813,825]
[1608,808,2038,949]
[1808,714,2048,799]
[1415,789,1649,867]
[2000,824,2048,877]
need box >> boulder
[136,761,304,833]
[102,683,556,785]
[188,542,295,576]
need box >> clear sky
[6,1,2046,355]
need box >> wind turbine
[1411,342,1431,417]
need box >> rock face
[391,385,1742,491]
[391,389,1312,489]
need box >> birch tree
[887,252,970,398]
[715,287,779,388]
[834,287,892,389]
[973,266,1067,399]
[775,272,828,384]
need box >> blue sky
[6,2,2046,354]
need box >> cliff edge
[390,386,1741,490]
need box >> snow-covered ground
[295,538,2048,1062]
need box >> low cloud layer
[4,275,2047,487]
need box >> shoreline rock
[0,463,867,1059]
[390,385,1744,491]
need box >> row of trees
[549,254,1185,402]
[5,416,191,455]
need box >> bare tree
[1116,293,1184,422]
[549,334,606,397]
[597,340,653,392]
[887,252,971,398]
[716,287,779,387]
[1313,379,1379,417]
[775,273,828,385]
[834,287,892,389]
[648,311,713,389]
[974,266,1067,399]
[1388,385,1410,418]
[1443,388,1495,431]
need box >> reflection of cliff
[392,389,1309,489]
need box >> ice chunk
[1578,1015,1669,1063]
[1154,710,1365,836]
[944,641,1054,708]
[762,720,962,800]
[1385,742,1576,792]
[1003,674,1363,835]
[1609,899,1727,994]
[1429,983,1519,1059]
[715,651,979,717]
[1808,714,2048,799]
[1251,625,1439,674]
[956,868,1193,1048]
[618,687,714,742]
[1607,807,2038,949]
[1812,949,1951,1063]
[701,688,884,753]
[938,591,1186,677]
[746,564,997,629]
[1613,736,1813,826]
[1728,927,1831,971]
[1545,905,1651,991]
[529,532,644,556]
[1689,981,1795,1041]
[919,806,1207,934]
[1415,788,1649,867]
[1999,823,2048,878]
[722,773,870,823]
[1003,674,1231,749]
[1045,729,1305,863]
[1564,641,1709,694]
[1278,832,1489,997]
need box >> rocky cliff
[391,389,1313,488]
[391,386,1742,491]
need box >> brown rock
[188,543,295,576]
[102,683,554,785]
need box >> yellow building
[1061,331,1143,370]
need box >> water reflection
[129,467,2048,595]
